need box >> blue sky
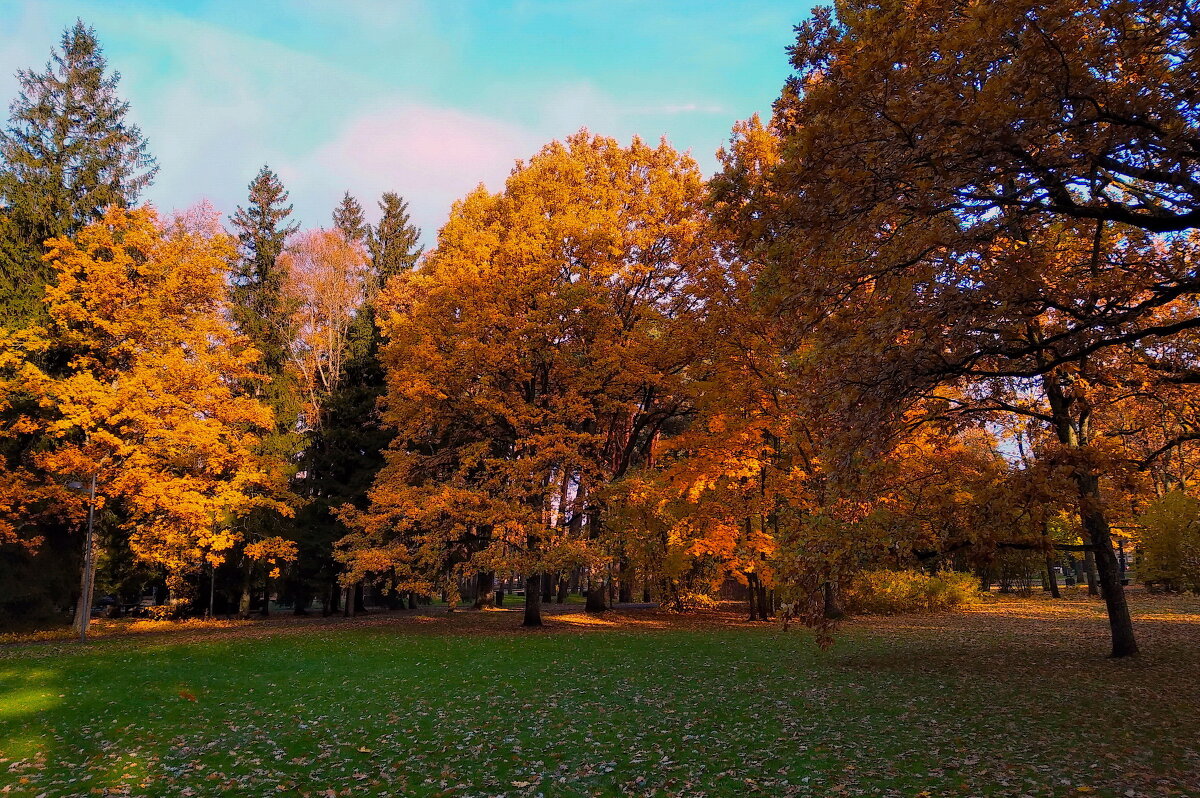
[0,1,808,243]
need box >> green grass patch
[0,602,1197,797]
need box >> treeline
[0,22,420,630]
[3,0,1200,658]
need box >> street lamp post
[72,473,98,642]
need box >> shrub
[674,590,719,611]
[844,569,980,615]
[1138,491,1200,592]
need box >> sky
[0,1,808,244]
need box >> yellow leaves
[244,536,299,567]
[0,205,275,573]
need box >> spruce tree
[368,192,422,285]
[229,166,299,377]
[332,191,367,244]
[0,19,156,327]
[288,192,423,613]
[228,167,302,616]
[1,21,156,620]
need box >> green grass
[1,599,1198,797]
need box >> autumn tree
[746,0,1200,656]
[340,131,720,625]
[279,191,423,616]
[284,229,370,431]
[282,227,373,612]
[0,206,281,632]
[0,20,156,327]
[778,0,1200,237]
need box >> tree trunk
[541,571,554,603]
[1084,550,1100,596]
[474,571,496,609]
[617,554,634,604]
[1077,474,1137,656]
[293,586,311,615]
[618,570,633,604]
[354,581,367,613]
[73,480,98,641]
[585,568,606,613]
[556,575,568,604]
[261,576,271,617]
[747,573,760,621]
[523,572,542,627]
[407,592,417,610]
[823,581,844,620]
[238,564,253,619]
[1046,555,1061,599]
[1043,371,1137,656]
[323,580,337,616]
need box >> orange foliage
[0,206,284,584]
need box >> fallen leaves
[1,595,1198,796]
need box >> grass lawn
[1,593,1198,797]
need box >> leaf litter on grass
[1,592,1198,797]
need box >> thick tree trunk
[495,587,504,607]
[618,572,633,604]
[474,571,496,609]
[1044,371,1137,657]
[354,581,367,613]
[1077,473,1137,656]
[617,554,633,604]
[585,569,607,613]
[747,573,760,621]
[541,571,554,603]
[293,586,311,615]
[261,577,271,617]
[523,572,542,627]
[642,582,651,603]
[1046,555,1061,599]
[556,575,568,604]
[407,592,417,610]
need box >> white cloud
[300,104,538,242]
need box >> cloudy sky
[0,1,807,244]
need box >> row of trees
[339,0,1200,658]
[4,0,1200,659]
[0,22,421,631]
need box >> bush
[675,590,718,611]
[844,569,980,615]
[1138,491,1200,592]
